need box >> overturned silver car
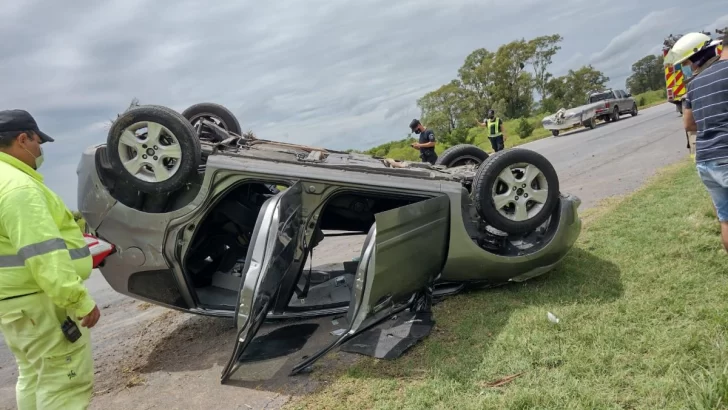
[77,102,582,382]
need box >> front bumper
[440,193,582,283]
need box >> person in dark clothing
[409,119,438,165]
[476,109,507,152]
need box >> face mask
[414,129,421,134]
[23,145,44,170]
[682,65,693,79]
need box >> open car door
[220,181,303,383]
[220,192,449,383]
[290,194,450,374]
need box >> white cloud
[704,14,728,33]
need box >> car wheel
[107,105,202,194]
[551,130,559,137]
[182,103,243,135]
[582,117,596,129]
[611,107,619,122]
[434,144,489,167]
[631,103,638,117]
[472,148,559,235]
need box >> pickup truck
[541,88,638,137]
[588,89,638,123]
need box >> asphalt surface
[0,103,691,410]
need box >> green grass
[635,89,667,109]
[287,159,728,410]
[366,116,553,162]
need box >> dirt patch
[135,302,153,311]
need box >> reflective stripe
[17,238,66,261]
[69,247,91,260]
[0,238,90,268]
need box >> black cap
[0,109,54,143]
[409,118,421,131]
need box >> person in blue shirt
[683,33,728,251]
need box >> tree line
[366,34,667,156]
[416,34,615,146]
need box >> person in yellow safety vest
[476,109,508,152]
[0,109,100,410]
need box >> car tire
[582,116,596,129]
[107,105,202,194]
[472,148,559,235]
[611,107,619,122]
[434,144,489,167]
[631,103,638,117]
[182,103,243,135]
[551,130,559,137]
[677,103,683,116]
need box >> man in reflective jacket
[476,109,508,153]
[0,109,100,409]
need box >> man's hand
[683,107,698,132]
[411,143,420,150]
[79,305,101,328]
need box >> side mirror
[627,93,632,97]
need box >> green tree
[561,65,610,108]
[626,54,664,95]
[417,80,470,137]
[491,39,536,118]
[457,48,497,121]
[528,34,564,101]
[541,75,568,113]
[516,117,535,139]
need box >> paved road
[0,103,690,410]
[526,103,688,209]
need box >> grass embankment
[635,89,668,110]
[367,89,667,162]
[365,116,552,162]
[288,159,728,410]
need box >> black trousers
[489,135,505,152]
[421,151,438,165]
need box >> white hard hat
[664,32,712,66]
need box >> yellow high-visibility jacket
[0,152,95,316]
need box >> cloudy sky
[2,0,727,208]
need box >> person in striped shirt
[683,32,728,251]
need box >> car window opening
[183,181,287,309]
[282,191,426,314]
